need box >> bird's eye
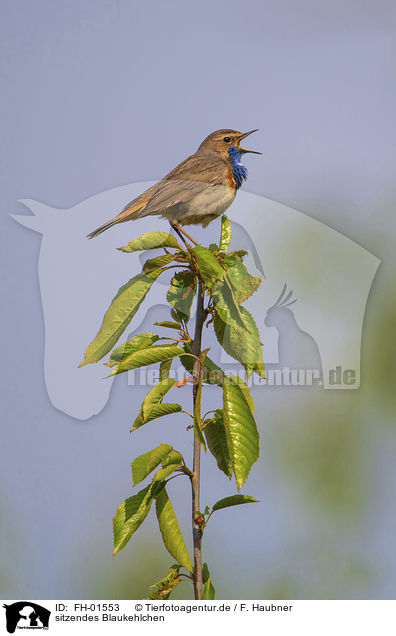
[223,136,231,143]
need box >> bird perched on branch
[87,129,260,242]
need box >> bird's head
[198,129,261,158]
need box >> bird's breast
[179,183,236,226]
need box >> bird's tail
[87,196,150,239]
[87,217,123,239]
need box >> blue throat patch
[228,146,248,189]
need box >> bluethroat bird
[87,129,260,243]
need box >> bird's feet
[171,223,199,248]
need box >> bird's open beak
[237,129,262,154]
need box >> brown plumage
[87,129,260,239]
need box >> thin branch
[161,265,191,271]
[180,410,194,420]
[165,473,186,485]
[202,409,217,420]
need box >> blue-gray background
[1,0,396,599]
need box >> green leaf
[113,482,162,555]
[201,563,216,599]
[154,449,184,481]
[154,321,183,330]
[211,277,249,332]
[214,308,265,379]
[131,444,173,486]
[131,403,183,431]
[226,256,262,304]
[155,487,193,572]
[223,376,259,490]
[146,564,182,600]
[118,231,181,253]
[180,343,224,386]
[192,246,224,288]
[170,308,183,324]
[229,249,248,260]
[162,450,184,467]
[141,378,175,419]
[202,579,216,600]
[212,494,259,512]
[79,270,162,366]
[143,252,177,274]
[193,350,207,452]
[131,378,182,430]
[153,464,180,481]
[108,344,184,375]
[219,215,232,252]
[159,358,173,381]
[204,409,233,479]
[107,332,160,367]
[226,373,255,413]
[167,271,197,321]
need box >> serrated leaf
[219,215,232,252]
[167,271,197,321]
[229,249,248,260]
[131,444,173,486]
[203,580,213,596]
[154,449,184,481]
[193,350,207,452]
[155,487,193,572]
[202,579,216,599]
[132,379,182,430]
[113,482,163,555]
[192,246,224,288]
[143,252,177,273]
[108,344,184,375]
[162,450,184,467]
[226,257,262,304]
[212,494,259,512]
[146,564,182,600]
[118,231,181,253]
[131,403,183,431]
[223,376,259,490]
[159,358,173,381]
[141,378,176,419]
[153,465,179,481]
[180,343,224,386]
[204,409,233,479]
[202,562,215,599]
[170,308,183,323]
[79,270,162,366]
[154,321,183,330]
[226,373,255,413]
[214,308,265,379]
[108,332,160,367]
[211,277,249,332]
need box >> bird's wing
[142,152,230,215]
[87,152,230,238]
[86,189,154,238]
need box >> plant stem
[191,278,205,599]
